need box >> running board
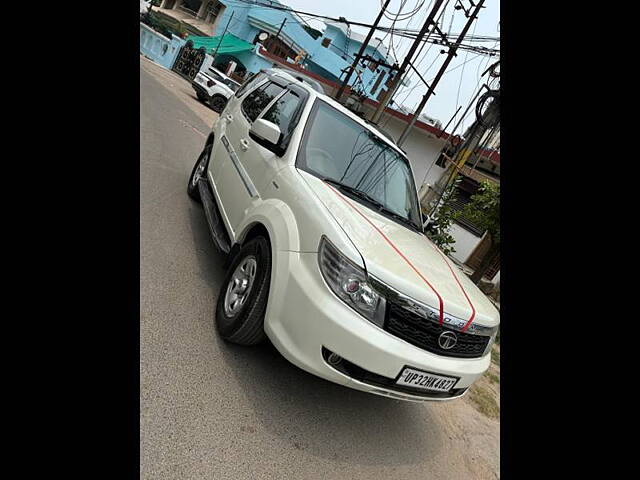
[197,178,231,254]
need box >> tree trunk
[470,240,499,285]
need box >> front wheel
[215,236,271,345]
[210,95,227,113]
[187,143,211,201]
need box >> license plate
[396,367,458,393]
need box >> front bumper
[263,251,490,402]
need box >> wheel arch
[234,200,300,253]
[227,221,271,265]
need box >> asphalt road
[140,57,498,480]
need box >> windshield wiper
[323,178,421,233]
[323,178,381,206]
[377,206,422,233]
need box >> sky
[281,0,500,134]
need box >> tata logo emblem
[438,331,458,350]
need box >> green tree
[456,181,500,284]
[424,177,461,256]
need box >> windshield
[297,100,422,228]
[207,69,240,91]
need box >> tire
[187,143,212,202]
[215,236,271,345]
[210,95,227,113]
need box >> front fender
[233,200,303,335]
[235,198,300,253]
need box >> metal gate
[172,40,207,81]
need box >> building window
[205,1,222,24]
[180,0,203,17]
[321,37,331,48]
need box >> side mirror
[249,119,281,151]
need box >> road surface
[140,56,499,480]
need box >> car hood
[301,172,499,329]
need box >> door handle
[225,114,233,123]
[239,138,250,151]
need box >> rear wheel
[187,143,211,202]
[215,236,271,345]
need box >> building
[155,0,226,36]
[156,0,408,100]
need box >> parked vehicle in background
[187,68,500,402]
[192,66,242,113]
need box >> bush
[424,177,461,256]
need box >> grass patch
[469,384,500,419]
[486,371,500,384]
[491,346,500,367]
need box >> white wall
[449,224,482,264]
[379,115,448,192]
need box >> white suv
[192,66,242,113]
[187,68,499,402]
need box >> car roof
[266,68,405,156]
[266,68,325,94]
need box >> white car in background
[192,67,242,113]
[187,68,500,402]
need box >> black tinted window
[224,79,239,91]
[241,82,284,122]
[261,91,301,137]
[207,69,224,82]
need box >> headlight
[318,236,386,327]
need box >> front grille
[384,302,489,358]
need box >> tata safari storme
[187,68,500,402]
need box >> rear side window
[260,90,302,138]
[241,82,284,123]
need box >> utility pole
[370,0,447,123]
[397,0,485,146]
[424,88,499,220]
[211,11,234,59]
[335,0,392,101]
